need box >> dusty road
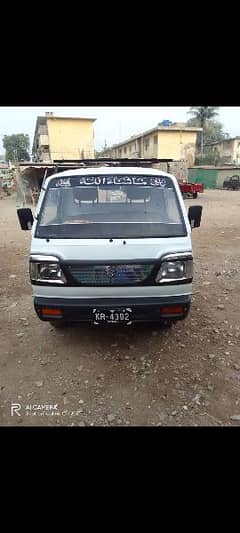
[0,190,240,426]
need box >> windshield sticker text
[51,175,170,188]
[55,178,71,188]
[78,176,149,186]
[150,177,166,187]
[78,176,168,186]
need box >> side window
[40,188,60,225]
[163,189,181,223]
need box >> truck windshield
[36,174,186,239]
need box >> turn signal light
[161,305,184,315]
[41,308,62,316]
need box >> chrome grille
[68,264,154,286]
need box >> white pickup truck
[17,166,202,328]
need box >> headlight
[29,255,66,284]
[156,255,193,283]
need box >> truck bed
[179,182,204,198]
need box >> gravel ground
[0,190,240,426]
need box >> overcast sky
[0,106,239,155]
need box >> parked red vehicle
[179,182,204,199]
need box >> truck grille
[68,264,154,286]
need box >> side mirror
[17,208,34,230]
[188,205,202,229]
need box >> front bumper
[34,295,191,324]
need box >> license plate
[93,308,133,325]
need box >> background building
[32,112,96,162]
[0,161,14,197]
[205,137,240,165]
[102,123,202,167]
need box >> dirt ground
[0,190,240,426]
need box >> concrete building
[102,123,202,167]
[0,162,13,194]
[32,112,96,162]
[205,137,240,165]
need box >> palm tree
[188,107,220,156]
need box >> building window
[119,149,122,156]
[129,146,131,153]
[144,139,149,151]
[154,135,158,144]
[124,147,127,154]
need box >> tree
[187,107,220,156]
[187,107,229,159]
[195,150,221,166]
[203,120,229,145]
[188,106,220,128]
[96,141,111,158]
[187,117,229,147]
[3,134,30,161]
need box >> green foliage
[3,134,30,161]
[195,150,229,166]
[95,150,104,158]
[203,120,229,144]
[188,117,228,145]
[188,107,219,128]
[196,151,219,165]
[187,108,229,160]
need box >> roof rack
[18,158,174,175]
[52,158,173,173]
[53,158,173,165]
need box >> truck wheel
[193,192,198,199]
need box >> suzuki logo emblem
[105,266,116,279]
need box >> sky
[0,106,240,156]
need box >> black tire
[193,192,198,199]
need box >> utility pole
[201,130,204,158]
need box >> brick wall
[152,160,188,182]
